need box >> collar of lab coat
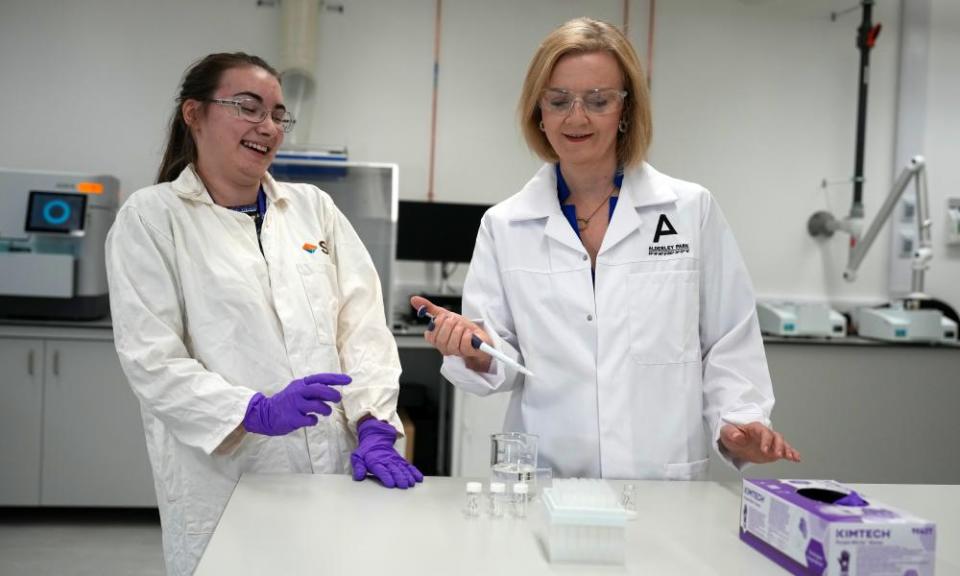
[171,164,291,206]
[507,162,679,254]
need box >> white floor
[0,508,165,576]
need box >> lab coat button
[581,254,588,261]
[586,314,593,322]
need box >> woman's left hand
[719,422,801,464]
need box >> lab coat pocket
[627,270,700,365]
[296,259,340,345]
[664,458,709,480]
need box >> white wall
[1,0,957,310]
[0,0,280,196]
[923,0,960,307]
[650,0,900,304]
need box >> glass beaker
[490,433,538,486]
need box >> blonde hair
[518,17,652,168]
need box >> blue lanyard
[227,186,268,251]
[227,186,267,217]
[255,186,267,218]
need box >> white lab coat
[106,166,403,576]
[442,163,774,480]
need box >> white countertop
[195,474,959,575]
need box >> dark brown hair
[156,53,281,184]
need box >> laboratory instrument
[757,301,846,338]
[416,305,536,376]
[807,4,957,344]
[542,479,628,564]
[470,334,536,377]
[490,433,538,488]
[809,156,957,343]
[465,481,482,518]
[0,168,118,320]
[512,482,529,519]
[852,304,956,343]
[488,482,506,518]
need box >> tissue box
[740,479,936,576]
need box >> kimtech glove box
[740,479,935,575]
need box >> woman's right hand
[410,296,494,374]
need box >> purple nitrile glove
[835,490,869,507]
[351,418,424,489]
[242,373,351,436]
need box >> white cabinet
[0,339,44,505]
[40,338,156,506]
[0,326,156,507]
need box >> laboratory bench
[194,473,960,575]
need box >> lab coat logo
[649,214,689,256]
[653,214,677,243]
[302,240,330,255]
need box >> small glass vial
[512,482,529,518]
[488,482,506,518]
[620,483,638,520]
[465,481,482,518]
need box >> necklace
[574,184,618,231]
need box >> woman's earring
[539,121,545,131]
[618,119,628,133]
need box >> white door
[0,337,44,505]
[40,338,156,506]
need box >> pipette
[417,306,535,377]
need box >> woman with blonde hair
[413,18,799,479]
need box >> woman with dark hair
[107,52,420,575]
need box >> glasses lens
[542,90,573,113]
[584,91,613,114]
[234,98,267,122]
[271,111,295,133]
[541,89,625,115]
[584,90,625,114]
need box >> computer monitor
[396,200,490,263]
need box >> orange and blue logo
[302,240,330,255]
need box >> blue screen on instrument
[25,191,87,233]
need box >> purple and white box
[740,479,936,576]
